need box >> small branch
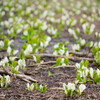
[50,87,63,90]
[0,52,94,61]
[38,61,56,65]
[26,54,94,62]
[49,65,75,69]
[16,74,37,83]
[28,61,56,67]
[2,66,37,83]
[69,51,93,57]
[28,65,75,71]
[28,64,47,67]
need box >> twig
[26,54,94,62]
[28,61,56,67]
[28,64,74,71]
[16,74,37,83]
[69,51,93,57]
[0,52,94,62]
[28,64,47,67]
[49,65,75,69]
[2,66,37,83]
[38,61,56,65]
[50,87,63,90]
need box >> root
[69,51,93,57]
[2,66,37,83]
[50,87,63,90]
[49,65,75,69]
[26,54,94,62]
[28,61,56,67]
[0,52,94,62]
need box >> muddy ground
[0,0,100,100]
[0,23,100,100]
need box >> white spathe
[67,82,75,91]
[79,84,86,94]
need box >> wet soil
[0,56,100,100]
[0,1,100,100]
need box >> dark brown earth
[0,20,100,100]
[0,0,100,100]
[0,56,100,100]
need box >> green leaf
[64,41,69,45]
[33,83,39,90]
[19,49,25,59]
[21,35,27,40]
[48,71,53,76]
[36,55,41,63]
[64,58,69,65]
[4,36,9,49]
[43,84,47,93]
[56,57,62,66]
[12,61,18,67]
[11,67,15,74]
